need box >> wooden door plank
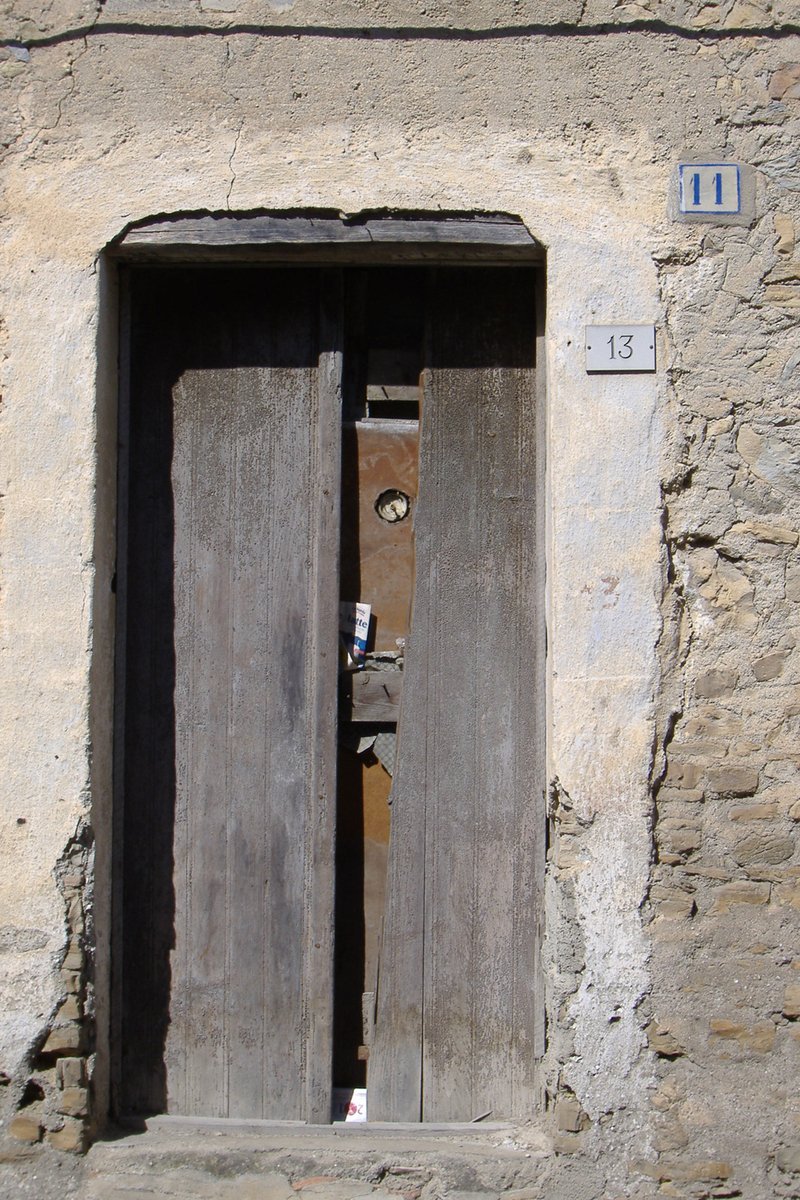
[371,268,541,1122]
[419,340,481,1121]
[174,375,233,1116]
[225,379,274,1119]
[304,271,342,1123]
[425,268,541,1120]
[122,269,337,1122]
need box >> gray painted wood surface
[120,263,542,1126]
[121,269,338,1120]
[113,215,542,265]
[370,268,542,1122]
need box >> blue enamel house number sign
[678,163,741,215]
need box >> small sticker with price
[585,324,656,373]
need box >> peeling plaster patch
[4,821,93,1151]
[568,808,652,1118]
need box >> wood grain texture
[117,215,540,248]
[345,668,403,721]
[121,269,337,1120]
[370,268,542,1122]
[113,217,542,265]
[304,272,342,1123]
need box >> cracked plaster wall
[0,1,798,1194]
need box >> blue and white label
[678,163,741,214]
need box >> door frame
[107,212,548,1123]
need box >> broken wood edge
[108,211,544,264]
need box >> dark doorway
[115,262,543,1123]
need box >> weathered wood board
[119,262,541,1125]
[370,268,542,1122]
[120,269,339,1120]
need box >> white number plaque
[678,163,741,215]
[585,324,656,373]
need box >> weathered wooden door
[117,262,541,1123]
[369,268,542,1121]
[119,268,339,1119]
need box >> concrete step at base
[85,1121,555,1200]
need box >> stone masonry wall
[641,62,800,1194]
[0,1,799,1196]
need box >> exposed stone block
[732,829,794,865]
[774,214,796,257]
[776,1145,800,1174]
[710,880,770,912]
[647,1021,685,1057]
[554,837,582,871]
[730,520,798,547]
[41,1022,83,1056]
[695,668,738,698]
[57,1086,89,1117]
[60,970,81,994]
[651,887,696,919]
[664,761,703,790]
[708,1018,776,1053]
[66,896,84,936]
[694,553,758,630]
[684,865,731,880]
[657,819,702,860]
[56,995,82,1023]
[633,1160,732,1183]
[764,282,800,308]
[730,802,777,821]
[8,1111,43,1143]
[705,766,759,796]
[61,941,84,972]
[674,1161,732,1183]
[783,983,800,1018]
[657,786,706,805]
[554,1093,589,1132]
[45,1116,85,1153]
[775,882,800,908]
[669,737,727,761]
[752,651,788,681]
[769,63,800,100]
[650,1075,682,1113]
[56,1056,85,1089]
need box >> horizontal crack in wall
[2,18,800,52]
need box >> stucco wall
[1,1,798,1193]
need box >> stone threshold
[85,1115,555,1197]
[141,1115,520,1137]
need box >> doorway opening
[113,243,544,1125]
